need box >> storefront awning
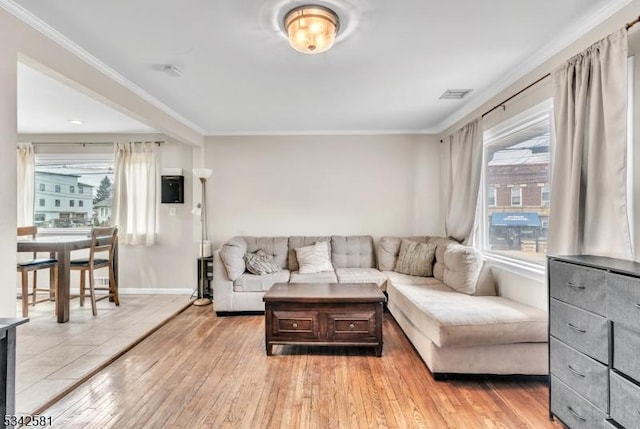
[491,212,541,227]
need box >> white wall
[117,141,196,293]
[205,134,442,249]
[0,39,17,316]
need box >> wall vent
[440,89,473,99]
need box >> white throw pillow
[295,241,334,274]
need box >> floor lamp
[193,168,213,306]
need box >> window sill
[481,252,546,282]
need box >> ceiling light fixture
[68,119,83,125]
[284,5,340,54]
[163,64,184,77]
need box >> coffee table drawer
[328,312,377,341]
[270,311,319,340]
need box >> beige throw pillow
[394,239,436,277]
[295,241,334,274]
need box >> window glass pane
[483,102,553,264]
[34,153,114,228]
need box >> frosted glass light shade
[284,5,339,54]
[193,168,213,179]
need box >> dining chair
[70,226,119,316]
[16,226,59,317]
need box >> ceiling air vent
[439,89,473,99]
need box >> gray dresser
[549,255,640,429]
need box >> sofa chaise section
[379,236,549,376]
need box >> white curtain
[549,29,632,259]
[441,118,483,244]
[113,142,158,245]
[17,142,35,227]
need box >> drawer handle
[635,304,640,309]
[567,365,586,378]
[566,323,586,334]
[292,323,298,328]
[567,406,586,422]
[349,323,355,329]
[566,281,585,290]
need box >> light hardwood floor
[15,294,191,414]
[41,306,562,429]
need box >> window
[34,152,114,228]
[39,183,45,191]
[481,100,553,265]
[34,213,45,223]
[39,199,45,207]
[487,187,497,207]
[510,187,522,206]
[541,186,550,207]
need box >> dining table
[17,235,118,323]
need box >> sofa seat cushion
[387,282,547,348]
[233,270,290,292]
[290,271,338,283]
[384,271,443,287]
[335,268,387,289]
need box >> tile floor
[14,294,192,414]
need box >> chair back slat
[17,226,39,259]
[88,226,118,265]
[17,226,37,238]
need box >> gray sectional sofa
[212,234,548,376]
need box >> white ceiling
[8,0,631,135]
[17,63,155,134]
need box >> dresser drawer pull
[292,323,298,328]
[566,323,586,334]
[566,281,585,290]
[635,303,640,309]
[349,323,355,329]
[567,365,586,378]
[567,406,586,422]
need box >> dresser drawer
[607,272,640,331]
[610,370,640,429]
[551,376,608,429]
[550,337,608,411]
[550,260,606,316]
[550,299,609,363]
[613,323,640,382]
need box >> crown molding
[434,0,633,134]
[204,128,438,137]
[0,0,206,136]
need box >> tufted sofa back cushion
[331,235,376,269]
[377,236,430,271]
[220,236,288,281]
[288,236,331,271]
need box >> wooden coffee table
[263,282,386,357]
